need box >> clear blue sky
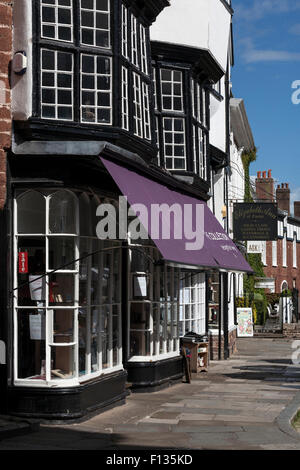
[232,0,300,209]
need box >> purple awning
[101,157,253,273]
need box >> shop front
[101,156,252,389]
[9,186,127,418]
[3,147,252,418]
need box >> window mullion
[108,249,113,368]
[45,198,51,383]
[98,244,104,370]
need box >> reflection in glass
[91,308,99,372]
[112,305,119,366]
[17,191,46,234]
[49,273,75,306]
[78,309,87,375]
[49,237,75,270]
[79,193,92,236]
[130,303,150,357]
[17,309,46,379]
[51,345,75,379]
[101,305,110,369]
[49,190,77,234]
[53,309,74,343]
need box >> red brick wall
[0,0,13,209]
[264,238,300,295]
[209,328,237,361]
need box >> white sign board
[247,241,263,254]
[29,313,45,340]
[237,308,254,338]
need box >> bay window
[14,189,122,386]
[39,0,112,125]
[153,66,208,179]
[191,78,208,179]
[179,273,206,336]
[120,5,152,140]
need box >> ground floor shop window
[127,242,180,360]
[179,272,206,336]
[14,189,122,386]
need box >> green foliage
[242,147,257,203]
[240,147,268,325]
[281,289,292,297]
[266,293,280,306]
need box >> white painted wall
[213,168,225,227]
[150,0,232,72]
[228,131,245,238]
[12,0,33,120]
[210,77,226,152]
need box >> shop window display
[128,241,180,360]
[14,189,122,386]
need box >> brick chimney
[276,183,290,215]
[255,170,274,202]
[294,201,300,218]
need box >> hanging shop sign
[233,203,278,241]
[237,308,254,338]
[18,251,28,273]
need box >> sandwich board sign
[237,308,254,337]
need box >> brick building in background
[255,171,300,320]
[0,0,12,209]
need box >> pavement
[1,337,300,450]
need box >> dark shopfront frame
[2,150,186,418]
[3,153,130,419]
[1,150,237,418]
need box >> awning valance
[101,157,253,273]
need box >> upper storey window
[41,0,73,42]
[80,0,110,49]
[154,64,208,179]
[160,69,183,112]
[120,4,152,141]
[39,0,112,125]
[36,1,154,145]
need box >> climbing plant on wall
[241,147,268,325]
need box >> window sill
[127,350,179,362]
[13,365,124,388]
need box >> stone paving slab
[1,338,300,449]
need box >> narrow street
[1,337,300,450]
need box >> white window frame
[41,0,74,43]
[13,190,122,388]
[293,234,297,268]
[282,234,287,267]
[163,117,187,171]
[179,273,206,337]
[131,14,139,68]
[160,69,183,112]
[80,0,111,50]
[121,3,129,59]
[80,54,112,125]
[41,48,74,121]
[261,241,267,266]
[121,66,129,131]
[272,240,277,267]
[142,82,151,141]
[127,243,180,362]
[140,24,148,75]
